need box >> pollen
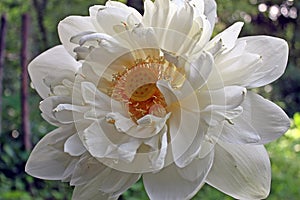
[110,56,184,122]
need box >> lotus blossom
[25,0,290,199]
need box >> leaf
[293,112,300,128]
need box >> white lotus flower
[25,0,290,199]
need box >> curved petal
[28,45,80,99]
[162,3,194,54]
[96,6,142,36]
[205,22,244,53]
[58,16,97,56]
[82,119,140,162]
[25,126,77,180]
[203,0,217,33]
[97,126,169,173]
[72,158,140,200]
[177,146,214,182]
[106,112,170,139]
[64,133,86,156]
[157,80,203,167]
[206,141,271,199]
[143,156,212,200]
[224,92,290,144]
[238,36,289,88]
[187,51,213,90]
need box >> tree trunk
[0,14,7,135]
[21,14,32,151]
[32,0,48,50]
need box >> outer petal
[72,158,140,200]
[222,92,290,144]
[206,141,271,199]
[25,126,77,180]
[96,6,142,36]
[203,0,217,33]
[143,151,213,200]
[238,36,289,88]
[205,22,244,53]
[28,45,80,99]
[58,16,97,56]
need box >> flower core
[111,55,185,122]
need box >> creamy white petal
[177,148,214,182]
[64,133,86,156]
[40,96,73,126]
[82,119,140,162]
[96,6,141,36]
[72,161,140,200]
[89,5,105,32]
[81,81,124,117]
[143,161,208,200]
[28,45,80,99]
[58,16,96,56]
[221,121,261,144]
[143,0,155,26]
[206,141,271,199]
[168,99,202,167]
[25,126,77,180]
[230,92,290,144]
[205,22,244,53]
[187,51,213,90]
[107,112,170,139]
[238,36,289,88]
[163,3,194,54]
[203,0,217,33]
[199,86,246,126]
[208,52,262,89]
[97,127,169,173]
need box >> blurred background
[0,0,299,199]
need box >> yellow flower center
[111,56,185,122]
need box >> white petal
[238,36,289,88]
[221,121,261,144]
[81,81,124,117]
[28,45,80,99]
[72,160,140,199]
[150,0,171,28]
[205,22,244,53]
[58,16,96,56]
[89,5,105,32]
[203,0,217,33]
[143,0,155,26]
[231,92,290,144]
[25,126,77,180]
[96,6,141,36]
[97,127,169,173]
[168,99,202,167]
[40,96,73,126]
[82,119,140,162]
[64,133,86,156]
[143,162,207,200]
[199,86,246,126]
[163,3,194,54]
[187,51,213,90]
[206,141,271,199]
[107,112,170,139]
[156,79,203,166]
[177,146,214,182]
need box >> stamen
[110,56,185,122]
